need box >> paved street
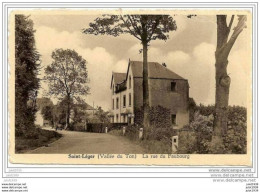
[27,128,145,154]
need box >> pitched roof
[112,72,127,84]
[129,61,185,80]
[86,103,95,110]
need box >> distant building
[110,60,190,129]
[35,110,44,126]
[35,97,53,127]
[85,103,97,117]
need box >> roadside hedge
[134,105,172,128]
[178,105,247,154]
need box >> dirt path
[27,128,145,154]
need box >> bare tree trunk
[213,16,231,149]
[65,95,70,130]
[143,41,150,129]
[212,15,246,153]
[214,57,230,137]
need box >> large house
[110,60,190,129]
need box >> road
[28,128,145,154]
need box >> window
[112,99,114,110]
[129,76,131,89]
[171,114,176,125]
[129,93,131,106]
[123,95,126,108]
[173,138,177,143]
[116,97,119,109]
[171,82,176,92]
[116,114,119,122]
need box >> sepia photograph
[10,9,251,164]
[1,1,258,191]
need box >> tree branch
[147,18,160,42]
[127,15,142,36]
[225,15,247,54]
[228,15,235,29]
[120,16,142,41]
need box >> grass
[15,128,62,153]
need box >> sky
[30,13,250,110]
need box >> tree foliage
[45,49,89,97]
[15,15,40,136]
[90,106,110,123]
[44,49,90,129]
[83,15,177,43]
[134,106,172,128]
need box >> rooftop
[129,61,185,80]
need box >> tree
[15,15,40,136]
[52,98,70,126]
[83,15,177,129]
[94,106,110,123]
[71,100,88,124]
[44,49,90,130]
[41,105,54,125]
[214,15,247,143]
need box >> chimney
[162,62,167,67]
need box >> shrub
[178,105,247,154]
[72,122,86,132]
[125,125,139,140]
[24,129,39,139]
[134,105,171,128]
[178,112,213,154]
[145,127,177,141]
[15,128,62,153]
[178,130,197,154]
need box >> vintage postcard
[9,9,252,165]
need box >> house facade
[110,60,190,129]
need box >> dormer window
[129,76,131,89]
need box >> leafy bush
[86,123,105,133]
[178,105,247,154]
[145,127,177,141]
[72,122,86,132]
[125,125,139,140]
[178,112,213,154]
[178,130,197,154]
[24,129,40,139]
[15,128,62,153]
[134,106,171,128]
